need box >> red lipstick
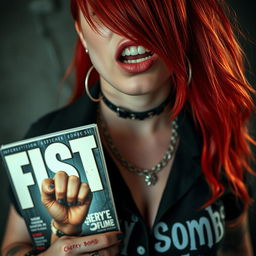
[115,40,158,74]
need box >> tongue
[122,52,152,61]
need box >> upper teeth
[121,46,150,57]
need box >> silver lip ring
[91,252,100,256]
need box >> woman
[1,0,255,255]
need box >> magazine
[0,124,120,252]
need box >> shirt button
[137,245,146,255]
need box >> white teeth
[123,55,152,64]
[138,46,146,54]
[121,45,150,57]
[124,48,130,56]
[130,46,138,55]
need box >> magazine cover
[0,124,120,252]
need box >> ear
[75,21,88,49]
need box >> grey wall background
[0,0,76,250]
[0,0,255,254]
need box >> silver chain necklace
[98,111,179,186]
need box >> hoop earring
[187,58,192,85]
[84,66,102,102]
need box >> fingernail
[49,183,55,190]
[67,202,75,207]
[57,199,65,205]
[117,233,124,240]
[85,191,93,202]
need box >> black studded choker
[101,93,171,120]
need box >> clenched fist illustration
[41,171,92,235]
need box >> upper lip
[115,40,139,61]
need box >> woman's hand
[40,231,122,256]
[41,171,92,235]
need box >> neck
[100,76,172,113]
[99,78,173,135]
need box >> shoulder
[25,95,98,139]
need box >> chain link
[98,111,179,186]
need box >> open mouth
[116,41,157,73]
[119,45,154,64]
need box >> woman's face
[77,9,171,99]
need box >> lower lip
[117,54,158,74]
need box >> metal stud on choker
[98,111,179,186]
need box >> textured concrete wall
[0,0,255,253]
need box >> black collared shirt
[11,85,243,256]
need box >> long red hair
[70,0,255,211]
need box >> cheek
[150,60,171,82]
[86,37,109,70]
[159,62,172,80]
[84,30,110,60]
[83,21,111,45]
[96,25,111,37]
[88,51,112,85]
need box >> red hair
[70,0,255,212]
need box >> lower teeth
[123,55,152,64]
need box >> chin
[116,81,159,96]
[119,76,170,96]
[101,68,170,97]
